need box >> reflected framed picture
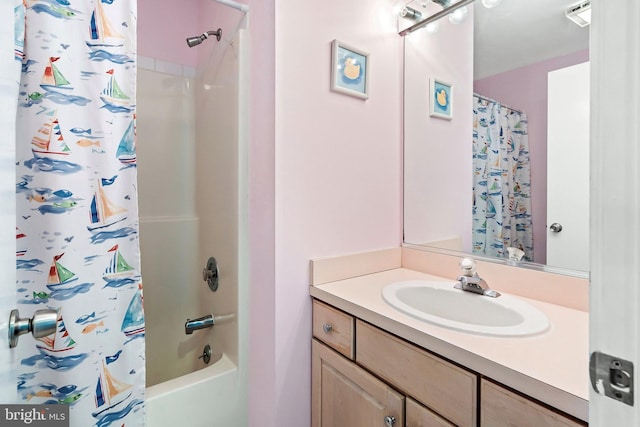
[429,78,453,120]
[331,39,369,100]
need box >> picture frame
[330,39,369,100]
[429,78,453,119]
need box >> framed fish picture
[429,78,453,120]
[331,40,369,100]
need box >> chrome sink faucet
[454,258,500,298]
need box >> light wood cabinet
[406,398,455,427]
[356,320,476,427]
[312,339,404,427]
[311,299,586,427]
[480,379,586,427]
[312,300,354,359]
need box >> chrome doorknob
[549,223,563,233]
[8,309,58,348]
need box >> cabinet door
[481,379,586,427]
[406,398,455,427]
[312,339,404,427]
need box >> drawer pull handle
[322,323,333,333]
[384,415,396,426]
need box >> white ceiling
[473,0,590,79]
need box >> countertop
[310,267,589,422]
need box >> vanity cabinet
[480,379,585,427]
[356,320,476,427]
[312,339,404,427]
[312,299,354,359]
[406,398,455,427]
[311,299,587,427]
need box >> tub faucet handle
[202,257,219,292]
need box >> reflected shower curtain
[472,95,533,261]
[14,1,145,426]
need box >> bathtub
[137,18,249,426]
[146,353,246,426]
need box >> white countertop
[310,267,589,422]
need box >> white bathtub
[138,21,249,426]
[146,354,246,426]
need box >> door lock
[590,351,634,406]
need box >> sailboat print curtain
[472,95,534,261]
[14,1,145,426]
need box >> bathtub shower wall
[139,28,248,426]
[194,30,241,371]
[136,61,203,386]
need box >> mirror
[402,0,590,275]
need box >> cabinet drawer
[406,398,455,427]
[356,320,477,427]
[481,379,586,427]
[312,300,354,359]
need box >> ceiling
[473,0,590,79]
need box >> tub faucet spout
[185,314,215,334]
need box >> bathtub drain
[199,344,212,364]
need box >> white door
[590,0,640,425]
[0,2,19,402]
[546,62,590,271]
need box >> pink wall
[138,0,199,67]
[474,49,589,264]
[138,1,401,426]
[273,0,402,425]
[247,0,276,426]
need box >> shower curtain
[14,1,145,426]
[472,95,534,261]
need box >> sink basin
[382,280,549,337]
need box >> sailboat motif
[16,228,27,257]
[103,244,135,279]
[101,69,130,107]
[485,199,497,219]
[46,253,78,291]
[86,1,124,48]
[87,179,127,232]
[31,111,72,157]
[116,119,136,165]
[40,57,72,93]
[121,289,144,338]
[92,360,133,417]
[36,310,77,354]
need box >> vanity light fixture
[400,5,423,22]
[399,0,476,36]
[432,0,469,24]
[566,1,591,27]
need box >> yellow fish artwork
[76,139,101,147]
[81,320,104,334]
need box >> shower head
[186,28,222,47]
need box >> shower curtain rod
[214,0,249,13]
[473,92,524,115]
